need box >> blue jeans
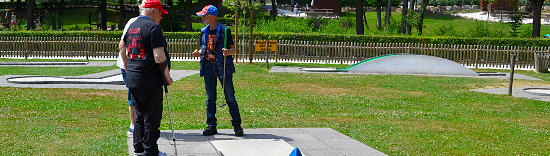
[121,69,132,106]
[203,62,241,127]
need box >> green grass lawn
[1,61,550,155]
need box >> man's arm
[118,39,128,71]
[153,47,173,86]
[153,47,166,63]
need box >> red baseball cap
[143,0,168,15]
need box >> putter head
[218,103,227,107]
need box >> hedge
[1,31,550,47]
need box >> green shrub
[434,25,458,36]
[1,31,550,47]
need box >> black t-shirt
[123,16,168,89]
[206,28,234,49]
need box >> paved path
[127,128,386,156]
[454,12,550,24]
[0,69,199,90]
[474,86,550,102]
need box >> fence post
[265,40,269,69]
[475,45,480,68]
[509,54,517,96]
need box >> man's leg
[130,88,163,156]
[130,88,145,154]
[221,74,243,136]
[203,63,218,135]
[204,63,218,127]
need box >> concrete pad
[347,55,479,76]
[271,66,539,80]
[0,70,199,90]
[0,61,115,67]
[523,88,550,96]
[473,86,550,102]
[7,74,123,84]
[210,139,299,156]
[127,128,386,156]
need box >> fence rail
[0,37,548,69]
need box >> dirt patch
[319,116,362,123]
[516,117,550,128]
[480,80,550,89]
[61,90,120,98]
[280,82,428,98]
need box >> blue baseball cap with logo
[196,5,218,17]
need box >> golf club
[163,84,178,156]
[218,28,229,108]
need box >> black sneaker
[234,126,244,136]
[202,126,218,136]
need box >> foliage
[509,9,524,38]
[277,0,315,5]
[364,0,400,7]
[468,21,509,38]
[434,24,458,36]
[429,0,480,6]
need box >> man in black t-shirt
[119,0,172,155]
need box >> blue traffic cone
[289,147,302,156]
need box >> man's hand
[164,67,173,86]
[192,49,201,57]
[222,48,234,56]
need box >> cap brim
[196,12,206,16]
[161,9,168,15]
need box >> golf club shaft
[164,85,178,156]
[219,55,227,108]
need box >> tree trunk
[364,9,369,30]
[526,0,533,13]
[356,0,365,35]
[58,0,64,30]
[16,0,22,11]
[532,0,542,37]
[376,6,382,30]
[271,0,277,19]
[400,0,408,34]
[118,0,124,30]
[100,0,107,30]
[384,0,392,33]
[26,0,35,30]
[183,0,192,31]
[407,0,415,34]
[48,0,56,30]
[417,0,429,35]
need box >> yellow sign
[255,41,277,52]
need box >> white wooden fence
[0,37,547,69]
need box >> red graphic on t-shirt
[127,28,145,60]
[205,34,216,61]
